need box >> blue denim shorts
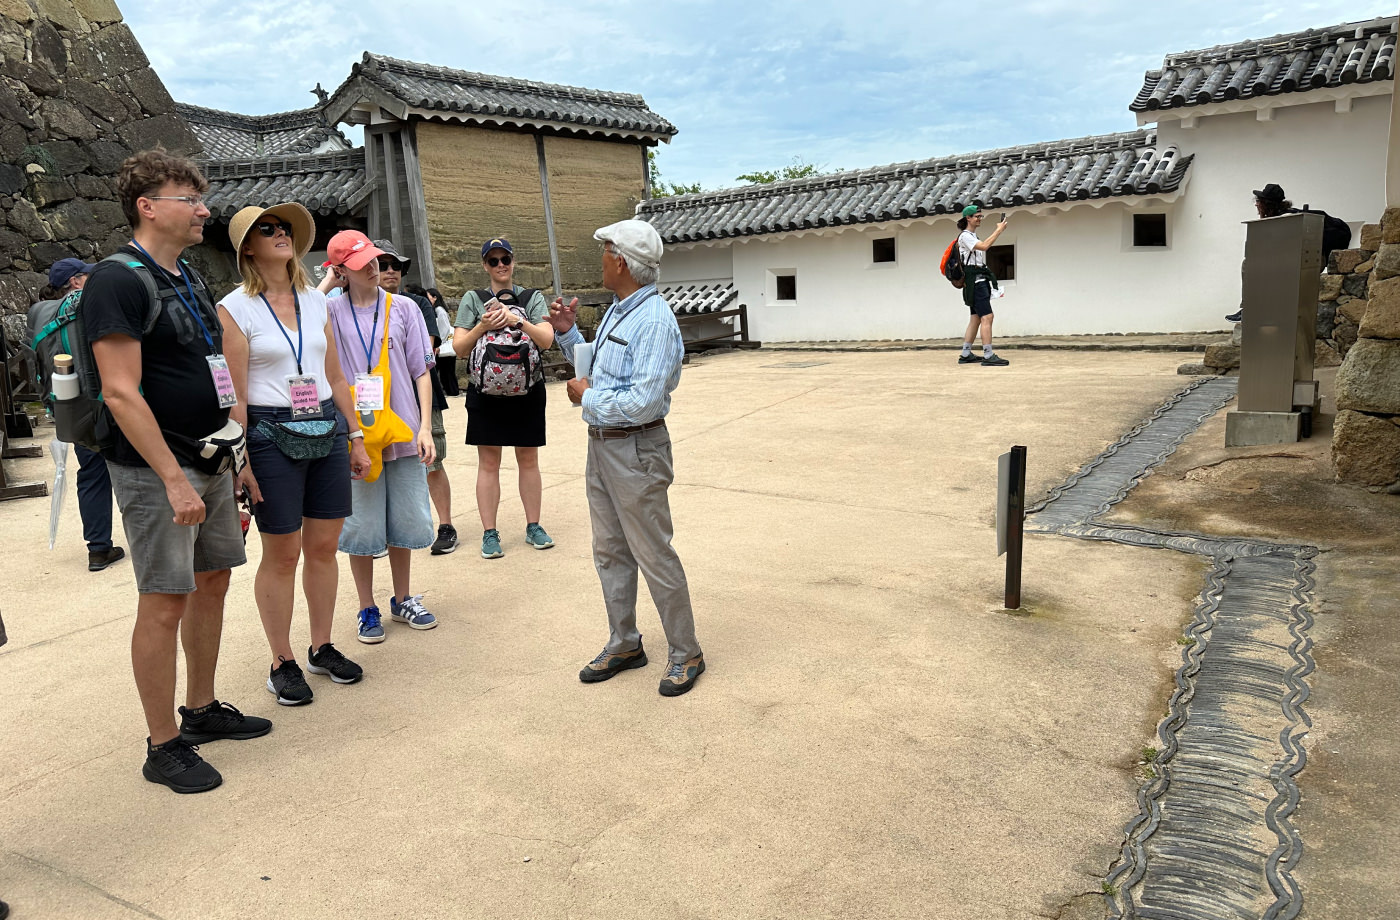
[246,401,352,536]
[339,454,434,556]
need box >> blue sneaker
[481,529,504,559]
[357,605,385,644]
[525,522,554,550]
[390,594,438,630]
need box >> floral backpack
[468,288,541,397]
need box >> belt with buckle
[587,419,666,440]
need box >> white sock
[960,343,973,356]
[984,344,995,358]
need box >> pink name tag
[207,354,237,409]
[287,374,320,419]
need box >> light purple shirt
[326,289,434,463]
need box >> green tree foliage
[735,157,830,185]
[647,150,704,198]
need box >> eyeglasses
[253,219,291,237]
[486,254,513,267]
[147,195,205,208]
[376,259,403,271]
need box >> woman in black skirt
[452,237,557,559]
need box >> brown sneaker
[579,640,648,683]
[659,655,706,697]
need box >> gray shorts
[108,462,247,595]
[426,407,447,473]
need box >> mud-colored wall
[543,135,644,297]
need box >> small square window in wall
[872,237,896,263]
[776,273,797,301]
[1134,213,1167,247]
[987,245,1015,281]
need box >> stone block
[1204,343,1241,369]
[0,227,23,268]
[1385,207,1400,244]
[1333,410,1400,485]
[72,173,113,199]
[64,77,127,120]
[1330,248,1367,274]
[40,97,97,141]
[46,196,123,241]
[124,67,176,117]
[1334,316,1359,352]
[0,0,34,23]
[1176,362,1209,376]
[1226,410,1301,446]
[1315,340,1342,367]
[1375,243,1400,282]
[1343,273,1369,298]
[1339,297,1368,324]
[24,175,73,208]
[6,196,51,241]
[31,20,66,74]
[27,239,71,266]
[1337,337,1400,413]
[0,162,22,196]
[84,138,130,173]
[0,121,27,161]
[0,269,44,313]
[1318,273,1344,301]
[117,113,200,158]
[73,0,122,24]
[1360,223,1383,251]
[1360,274,1400,341]
[34,0,83,31]
[70,23,146,80]
[44,139,92,175]
[1317,300,1337,339]
[1,57,61,96]
[1356,259,1375,274]
[1231,324,1242,346]
[0,82,35,130]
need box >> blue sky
[125,0,1391,192]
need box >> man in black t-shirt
[84,149,270,795]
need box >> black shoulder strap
[475,288,493,303]
[97,252,164,336]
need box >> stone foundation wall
[1314,220,1384,367]
[0,0,199,339]
[1333,207,1400,486]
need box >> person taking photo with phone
[956,205,1010,367]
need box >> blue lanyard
[594,286,652,357]
[131,241,215,354]
[258,291,303,375]
[349,289,382,374]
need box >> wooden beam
[399,124,437,289]
[382,129,405,250]
[1388,2,1400,206]
[535,135,564,297]
[364,130,382,239]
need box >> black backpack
[29,252,207,451]
[1291,206,1352,263]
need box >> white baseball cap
[594,219,663,270]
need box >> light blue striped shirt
[555,284,684,427]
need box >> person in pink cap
[322,230,439,643]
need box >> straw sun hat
[228,202,316,269]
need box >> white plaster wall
[657,92,1391,341]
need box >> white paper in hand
[573,342,593,379]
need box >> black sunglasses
[486,254,513,267]
[254,219,292,237]
[377,258,403,271]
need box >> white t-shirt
[958,230,987,269]
[219,286,334,407]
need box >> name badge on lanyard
[207,355,237,409]
[354,373,385,411]
[287,374,321,418]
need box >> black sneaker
[143,737,222,794]
[957,353,983,364]
[267,658,313,705]
[306,643,364,684]
[178,700,273,743]
[430,524,459,555]
[88,546,126,572]
[981,354,1010,367]
[1225,310,1243,323]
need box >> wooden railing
[0,321,48,501]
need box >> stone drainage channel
[1026,376,1317,920]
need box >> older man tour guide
[548,219,705,697]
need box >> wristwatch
[348,430,365,441]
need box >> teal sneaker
[525,522,554,550]
[481,529,504,559]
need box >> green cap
[961,205,981,218]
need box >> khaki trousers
[586,424,701,665]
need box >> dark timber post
[998,445,1027,610]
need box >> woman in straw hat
[217,203,372,707]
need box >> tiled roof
[328,53,677,142]
[640,131,1191,244]
[660,281,738,314]
[202,150,373,220]
[177,103,351,160]
[1132,16,1397,113]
